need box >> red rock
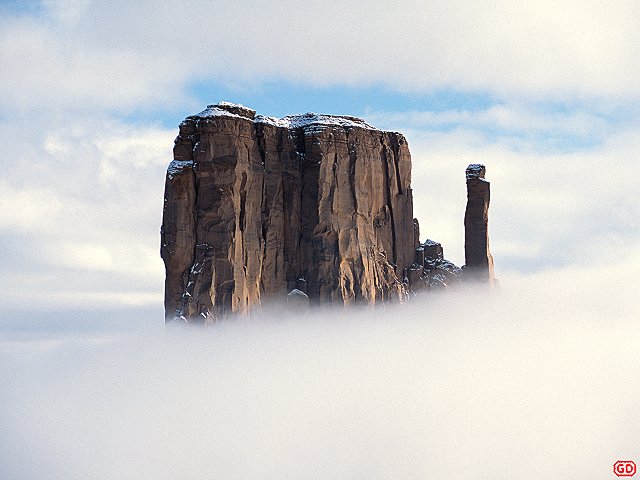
[161,105,499,322]
[463,164,495,284]
[161,103,418,322]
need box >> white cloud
[1,0,640,113]
[363,104,640,271]
[0,181,63,232]
[56,242,114,270]
[41,0,90,26]
[0,114,173,309]
[370,104,618,146]
[1,273,638,479]
[0,12,189,112]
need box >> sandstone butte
[161,102,495,323]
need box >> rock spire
[463,164,495,284]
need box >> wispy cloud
[0,115,173,309]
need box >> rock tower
[463,164,495,284]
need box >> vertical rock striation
[463,164,495,284]
[161,102,418,322]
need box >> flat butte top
[187,101,382,132]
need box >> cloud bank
[1,274,638,479]
[2,0,640,114]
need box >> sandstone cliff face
[161,102,419,322]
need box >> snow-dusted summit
[191,101,379,131]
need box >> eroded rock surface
[161,102,418,322]
[406,239,463,293]
[463,164,495,284]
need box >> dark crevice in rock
[390,134,404,195]
[347,132,358,217]
[239,171,247,232]
[380,135,398,267]
[255,123,267,170]
[331,149,338,214]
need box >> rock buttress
[161,103,417,322]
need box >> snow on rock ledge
[191,102,380,131]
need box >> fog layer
[1,267,638,479]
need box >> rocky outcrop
[463,164,495,284]
[405,239,463,293]
[161,104,498,322]
[161,102,419,322]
